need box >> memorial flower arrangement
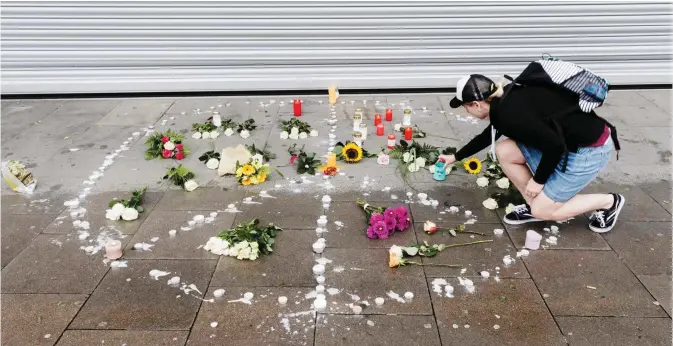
[389,239,493,268]
[191,122,220,139]
[356,199,411,239]
[288,144,321,175]
[235,154,270,186]
[105,187,147,221]
[198,148,221,170]
[333,141,376,163]
[245,143,276,162]
[280,118,317,140]
[145,130,189,160]
[203,219,282,260]
[2,159,36,193]
[163,165,198,191]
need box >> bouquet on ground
[389,239,493,268]
[221,118,257,138]
[235,154,270,186]
[145,130,189,160]
[356,199,411,239]
[288,144,321,175]
[333,141,377,163]
[106,187,147,221]
[389,140,439,173]
[163,165,199,191]
[191,121,220,139]
[203,219,282,260]
[476,153,524,210]
[1,160,36,194]
[199,149,221,170]
[246,143,276,162]
[280,118,318,140]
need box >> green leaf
[135,206,144,213]
[449,229,457,237]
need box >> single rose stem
[458,230,487,236]
[409,262,461,268]
[443,239,493,248]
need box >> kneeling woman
[440,74,624,233]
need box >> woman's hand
[525,178,544,198]
[439,154,456,166]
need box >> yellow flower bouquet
[235,154,270,186]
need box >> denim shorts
[517,140,613,203]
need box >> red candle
[374,113,382,126]
[376,123,384,136]
[293,99,302,117]
[385,109,393,121]
[404,127,413,140]
[387,134,396,149]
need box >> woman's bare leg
[495,139,534,205]
[530,192,614,221]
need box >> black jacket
[455,84,617,184]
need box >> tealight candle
[312,241,326,254]
[314,298,327,310]
[375,297,385,306]
[316,275,326,284]
[105,240,123,260]
[278,296,288,304]
[316,285,325,292]
[213,289,226,298]
[313,264,325,275]
[322,195,332,203]
[404,292,414,300]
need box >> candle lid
[359,123,367,128]
[353,132,362,138]
[353,114,362,119]
[388,134,396,139]
[404,108,412,114]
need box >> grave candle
[404,127,413,140]
[403,108,412,126]
[353,111,363,131]
[374,113,382,126]
[326,153,337,167]
[293,99,302,116]
[105,240,123,260]
[359,123,368,140]
[385,108,393,121]
[352,132,363,147]
[376,123,384,136]
[387,134,396,149]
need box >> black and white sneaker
[589,193,626,233]
[503,204,543,225]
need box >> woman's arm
[455,126,500,161]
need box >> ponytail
[487,79,506,101]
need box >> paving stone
[1,100,65,140]
[328,187,410,202]
[315,314,441,346]
[319,248,433,315]
[1,213,55,267]
[97,98,175,126]
[524,251,667,317]
[410,186,501,224]
[556,317,672,346]
[123,210,236,260]
[210,230,315,287]
[619,165,672,213]
[416,223,528,278]
[431,278,566,346]
[1,193,68,215]
[601,221,671,275]
[637,275,672,316]
[1,233,126,294]
[56,330,188,346]
[187,286,315,346]
[582,178,670,222]
[163,97,230,116]
[69,259,216,330]
[325,201,417,249]
[155,187,245,211]
[1,293,87,346]
[637,89,671,114]
[602,103,671,127]
[497,215,611,250]
[234,193,322,229]
[92,141,171,192]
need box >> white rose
[251,154,264,165]
[224,128,234,136]
[240,130,250,139]
[389,245,404,259]
[121,207,139,221]
[408,162,420,172]
[476,177,489,188]
[496,177,510,189]
[289,133,299,140]
[206,158,219,170]
[202,132,211,139]
[209,131,220,139]
[163,142,175,150]
[423,221,437,233]
[394,123,402,131]
[249,251,259,261]
[505,203,516,215]
[290,127,299,136]
[299,132,308,139]
[310,130,319,137]
[280,131,289,139]
[192,132,202,139]
[429,165,436,173]
[112,203,125,213]
[482,198,499,210]
[184,179,199,192]
[105,209,122,221]
[415,157,426,167]
[402,152,411,163]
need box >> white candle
[105,240,123,260]
[316,275,326,284]
[359,123,368,140]
[312,264,325,275]
[312,241,325,254]
[404,292,414,300]
[316,285,325,292]
[375,297,385,306]
[213,289,225,298]
[278,296,288,304]
[314,298,327,310]
[525,230,542,250]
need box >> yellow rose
[389,252,402,268]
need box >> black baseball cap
[449,74,497,108]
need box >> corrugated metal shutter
[1,1,671,95]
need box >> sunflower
[464,157,482,174]
[342,143,363,163]
[241,164,256,176]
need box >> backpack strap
[546,105,579,172]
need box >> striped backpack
[502,55,619,171]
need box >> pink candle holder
[105,239,123,260]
